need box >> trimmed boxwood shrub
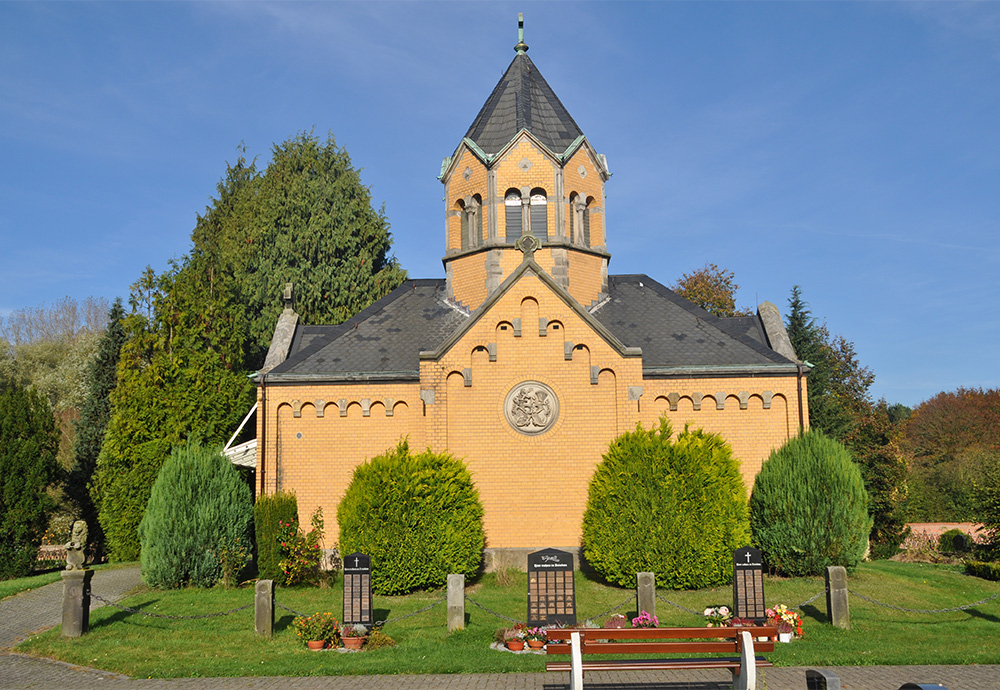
[750,430,872,576]
[338,440,484,594]
[253,490,298,582]
[139,441,253,588]
[582,417,751,590]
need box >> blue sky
[2,1,998,408]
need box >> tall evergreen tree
[0,375,61,579]
[69,299,126,555]
[785,286,873,441]
[95,132,407,561]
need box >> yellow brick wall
[257,273,809,551]
[256,382,424,537]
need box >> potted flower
[604,614,628,629]
[503,627,526,651]
[632,611,659,628]
[341,623,368,650]
[703,605,732,628]
[292,612,340,650]
[766,604,803,642]
[524,627,547,649]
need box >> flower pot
[343,636,365,650]
[527,640,545,649]
[307,640,326,651]
[778,632,792,643]
[506,640,525,651]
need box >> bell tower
[440,15,612,311]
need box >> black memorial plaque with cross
[527,548,576,626]
[732,546,766,622]
[343,552,372,626]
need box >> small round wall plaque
[504,381,559,435]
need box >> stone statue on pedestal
[64,520,88,571]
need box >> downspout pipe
[259,372,266,497]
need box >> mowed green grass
[16,560,1000,678]
[0,563,127,601]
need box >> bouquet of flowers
[703,605,732,628]
[292,611,340,644]
[766,604,803,638]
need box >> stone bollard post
[825,566,850,629]
[636,572,656,621]
[255,579,275,637]
[806,669,842,690]
[447,574,465,632]
[61,569,94,638]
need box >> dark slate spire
[463,19,584,157]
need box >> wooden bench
[546,625,777,690]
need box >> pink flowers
[632,611,658,628]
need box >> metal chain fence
[91,593,253,620]
[847,586,1000,614]
[797,588,828,609]
[464,594,525,624]
[654,592,706,618]
[581,596,634,624]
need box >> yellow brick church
[246,23,809,568]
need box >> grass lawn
[16,560,1000,678]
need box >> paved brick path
[2,568,998,689]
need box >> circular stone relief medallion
[504,381,559,435]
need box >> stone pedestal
[61,569,94,638]
[447,574,465,632]
[825,565,850,630]
[636,572,656,620]
[255,579,275,637]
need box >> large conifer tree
[95,133,407,561]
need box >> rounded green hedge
[337,441,484,594]
[750,430,872,576]
[139,441,253,588]
[582,418,751,589]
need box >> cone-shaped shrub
[139,441,253,588]
[338,440,484,594]
[254,490,298,582]
[750,430,872,576]
[582,417,751,589]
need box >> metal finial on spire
[514,12,528,53]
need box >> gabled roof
[262,272,797,383]
[464,52,584,157]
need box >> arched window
[457,199,469,250]
[460,195,482,250]
[583,196,594,247]
[505,189,522,242]
[530,189,547,240]
[472,194,483,244]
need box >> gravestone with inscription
[732,546,766,621]
[343,552,372,626]
[527,548,576,626]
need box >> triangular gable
[420,257,641,363]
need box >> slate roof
[268,280,468,380]
[592,276,796,370]
[265,274,794,382]
[464,52,584,156]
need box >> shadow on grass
[91,597,172,631]
[800,604,828,624]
